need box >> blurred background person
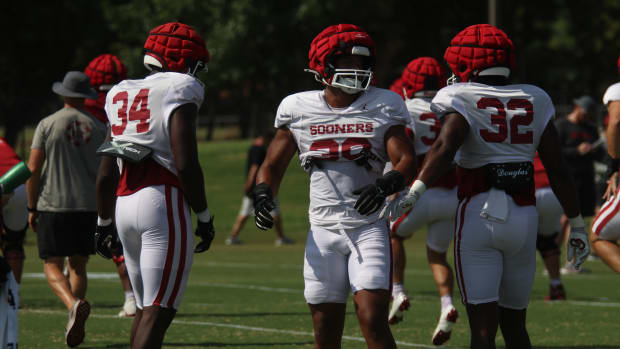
[26,71,105,347]
[225,132,294,246]
[555,95,604,273]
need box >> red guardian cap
[84,54,127,92]
[400,57,446,99]
[444,24,515,83]
[307,24,375,94]
[390,77,405,99]
[143,22,210,76]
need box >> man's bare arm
[96,128,119,220]
[385,124,417,184]
[418,113,469,185]
[538,122,580,218]
[255,127,297,196]
[170,103,208,213]
[606,101,620,159]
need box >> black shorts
[36,211,96,260]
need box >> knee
[68,258,89,275]
[536,233,560,258]
[356,305,388,336]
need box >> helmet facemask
[325,46,373,94]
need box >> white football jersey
[276,87,408,229]
[431,82,554,169]
[405,97,440,155]
[603,82,620,105]
[105,72,204,175]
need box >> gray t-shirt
[31,107,106,212]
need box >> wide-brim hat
[52,71,98,99]
[573,95,597,115]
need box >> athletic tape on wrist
[408,179,427,196]
[98,217,112,226]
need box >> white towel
[480,188,510,223]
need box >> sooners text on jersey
[276,87,408,229]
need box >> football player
[253,24,416,348]
[392,24,589,349]
[592,59,620,273]
[95,22,215,349]
[386,57,460,346]
[533,153,567,299]
[84,54,137,318]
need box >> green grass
[17,139,620,348]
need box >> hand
[194,217,215,253]
[95,224,121,259]
[353,184,387,215]
[393,190,422,219]
[577,142,592,155]
[567,226,590,269]
[603,172,618,201]
[28,211,39,232]
[353,170,405,216]
[254,183,276,230]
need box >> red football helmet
[400,57,446,99]
[389,77,405,99]
[84,54,127,92]
[444,24,515,84]
[143,22,210,76]
[307,24,375,94]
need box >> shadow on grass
[163,341,314,347]
[175,311,355,318]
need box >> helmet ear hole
[459,64,468,73]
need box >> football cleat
[225,235,243,245]
[118,296,137,317]
[388,292,411,325]
[432,306,459,346]
[544,284,567,301]
[66,299,91,347]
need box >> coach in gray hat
[52,71,98,99]
[26,70,105,347]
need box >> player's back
[105,72,204,176]
[432,82,555,169]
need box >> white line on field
[22,308,438,348]
[23,274,620,309]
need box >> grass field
[16,139,620,348]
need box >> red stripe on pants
[454,197,470,303]
[168,191,188,308]
[154,185,176,306]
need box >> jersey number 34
[111,89,151,136]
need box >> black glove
[353,170,405,215]
[253,183,276,230]
[194,216,215,253]
[95,224,121,259]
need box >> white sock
[441,295,453,311]
[392,283,405,296]
[550,278,562,287]
[125,291,135,301]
